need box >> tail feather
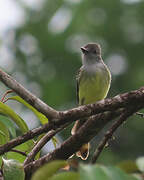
[71,120,89,160]
[76,143,90,160]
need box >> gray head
[81,43,102,65]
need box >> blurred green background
[0,0,144,165]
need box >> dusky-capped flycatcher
[71,43,111,160]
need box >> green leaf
[8,96,48,124]
[0,101,28,133]
[79,164,139,180]
[0,120,9,145]
[2,158,25,180]
[6,139,34,163]
[0,116,16,138]
[31,160,67,180]
[8,96,58,151]
[0,103,34,164]
[49,172,80,180]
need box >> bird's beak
[81,47,89,54]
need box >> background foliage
[0,0,144,167]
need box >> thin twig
[91,108,137,164]
[24,123,68,165]
[1,90,13,102]
[10,149,27,157]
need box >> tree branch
[60,86,144,121]
[0,69,59,120]
[0,86,144,156]
[24,106,141,176]
[91,107,138,164]
[0,123,53,155]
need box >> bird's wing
[76,66,83,105]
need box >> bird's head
[81,43,102,65]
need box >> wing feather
[76,67,83,105]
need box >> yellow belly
[79,69,110,105]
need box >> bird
[71,43,111,160]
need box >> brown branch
[24,109,126,174]
[91,107,137,164]
[0,68,59,120]
[60,86,144,121]
[24,104,143,179]
[0,87,144,156]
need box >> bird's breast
[79,64,111,105]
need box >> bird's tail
[76,143,89,160]
[71,120,89,160]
